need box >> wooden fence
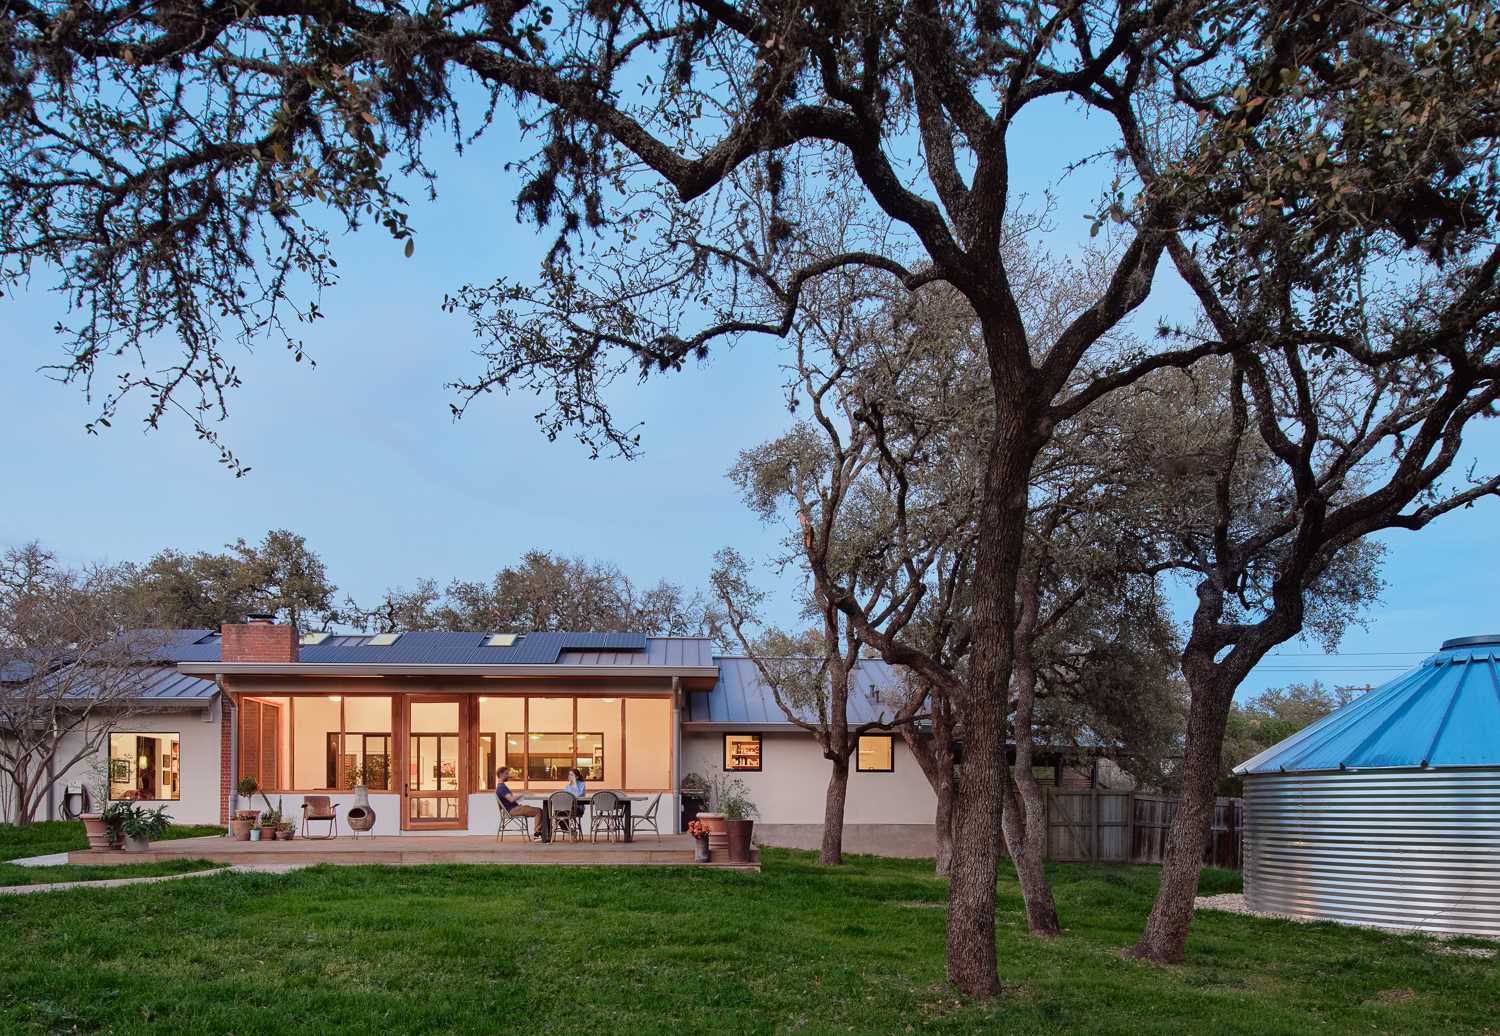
[1039,788,1244,869]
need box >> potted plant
[120,805,172,852]
[259,809,281,841]
[80,761,114,850]
[686,818,712,863]
[721,788,759,864]
[100,800,131,850]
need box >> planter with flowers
[686,819,712,863]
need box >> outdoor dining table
[520,793,650,843]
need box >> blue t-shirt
[565,778,586,799]
[496,782,519,812]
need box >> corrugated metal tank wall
[1243,768,1500,937]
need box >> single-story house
[26,617,1125,853]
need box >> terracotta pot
[280,827,295,841]
[698,812,728,852]
[230,817,254,841]
[122,832,150,853]
[81,814,112,851]
[260,826,279,841]
[726,819,754,863]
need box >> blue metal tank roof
[1235,635,1500,774]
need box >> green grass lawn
[0,850,1494,1035]
[0,820,227,861]
[0,820,229,887]
[0,858,227,886]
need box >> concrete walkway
[0,863,306,896]
[8,852,70,867]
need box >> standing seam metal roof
[687,656,909,726]
[1235,635,1500,774]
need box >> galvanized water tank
[1235,635,1500,937]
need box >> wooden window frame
[723,732,763,772]
[855,734,895,773]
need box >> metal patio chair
[630,793,664,841]
[547,791,581,843]
[496,804,531,842]
[300,795,339,839]
[589,790,626,843]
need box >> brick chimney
[220,613,298,663]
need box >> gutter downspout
[671,677,683,835]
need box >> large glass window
[109,732,180,801]
[283,695,392,790]
[479,695,668,790]
[856,734,894,773]
[626,698,671,788]
[479,697,525,790]
[575,697,622,784]
[724,733,762,772]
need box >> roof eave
[178,662,720,680]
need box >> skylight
[486,633,518,647]
[299,632,331,646]
[367,633,401,646]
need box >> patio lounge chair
[301,796,339,839]
[630,793,663,841]
[589,790,626,843]
[547,791,581,842]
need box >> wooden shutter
[240,699,262,784]
[260,702,280,790]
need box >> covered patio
[67,833,759,869]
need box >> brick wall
[219,694,234,825]
[220,622,298,663]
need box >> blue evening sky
[2,90,1495,701]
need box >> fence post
[1124,789,1136,864]
[1090,783,1100,862]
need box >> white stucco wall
[34,701,225,827]
[682,730,937,826]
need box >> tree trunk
[1003,781,1059,935]
[1128,666,1237,963]
[1003,578,1060,935]
[946,700,1003,995]
[820,756,850,865]
[934,775,955,876]
[945,395,1032,998]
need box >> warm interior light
[138,754,149,770]
[601,697,617,704]
[479,696,490,703]
[328,695,342,702]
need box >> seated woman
[558,767,587,834]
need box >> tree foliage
[0,543,161,824]
[347,549,725,638]
[120,530,338,629]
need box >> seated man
[495,766,550,842]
